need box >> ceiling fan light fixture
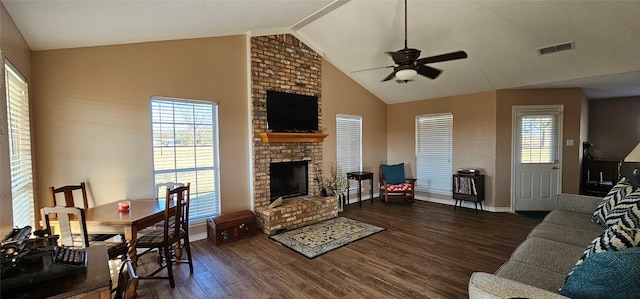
[396,68,417,81]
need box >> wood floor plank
[134,200,540,298]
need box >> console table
[581,159,621,197]
[1,245,111,298]
[346,171,374,207]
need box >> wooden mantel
[258,132,329,143]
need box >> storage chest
[207,210,256,245]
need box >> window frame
[336,114,363,191]
[415,113,453,195]
[5,61,35,228]
[150,97,221,222]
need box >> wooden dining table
[82,199,174,265]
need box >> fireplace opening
[270,161,308,202]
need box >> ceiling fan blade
[351,65,394,73]
[382,71,397,82]
[417,65,442,80]
[417,51,468,65]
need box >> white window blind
[519,113,560,164]
[5,62,35,228]
[416,113,453,194]
[336,115,362,175]
[151,97,220,221]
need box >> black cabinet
[581,160,621,197]
[453,174,485,212]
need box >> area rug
[269,217,385,259]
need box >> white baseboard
[309,192,512,213]
[414,195,511,213]
[345,192,379,205]
[191,232,207,241]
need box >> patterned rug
[269,217,385,259]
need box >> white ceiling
[4,0,640,104]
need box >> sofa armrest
[469,272,569,299]
[557,193,603,214]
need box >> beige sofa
[468,193,605,298]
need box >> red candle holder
[118,201,130,212]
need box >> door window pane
[520,115,559,164]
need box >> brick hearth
[250,34,338,233]
[255,196,338,235]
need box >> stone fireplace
[251,34,338,235]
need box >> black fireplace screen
[270,161,308,202]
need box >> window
[336,114,362,180]
[151,97,220,221]
[416,113,453,194]
[5,62,35,228]
[519,114,559,164]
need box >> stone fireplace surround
[251,34,338,235]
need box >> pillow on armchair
[382,163,405,185]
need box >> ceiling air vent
[538,42,575,55]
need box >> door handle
[552,165,560,170]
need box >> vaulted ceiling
[4,0,640,104]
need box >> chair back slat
[49,182,90,209]
[41,206,90,248]
[114,259,138,299]
[154,182,184,200]
[162,184,190,244]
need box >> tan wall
[495,88,584,208]
[30,35,251,236]
[321,60,387,197]
[386,91,498,207]
[588,96,640,160]
[1,2,32,235]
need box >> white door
[512,106,562,211]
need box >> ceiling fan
[366,0,468,83]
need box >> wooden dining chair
[40,206,128,260]
[136,184,193,288]
[49,183,90,210]
[154,182,184,200]
[113,258,138,299]
[49,182,118,242]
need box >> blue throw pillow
[559,247,640,299]
[382,163,405,185]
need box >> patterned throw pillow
[592,177,635,226]
[559,247,640,299]
[605,189,640,229]
[564,224,640,281]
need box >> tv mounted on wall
[266,90,318,133]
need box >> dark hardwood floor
[134,199,541,298]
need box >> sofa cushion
[495,261,568,292]
[567,224,640,279]
[559,247,640,299]
[381,163,405,185]
[604,189,640,229]
[470,272,570,299]
[527,222,602,247]
[592,177,635,226]
[544,210,604,233]
[509,237,585,274]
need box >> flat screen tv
[266,90,318,133]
